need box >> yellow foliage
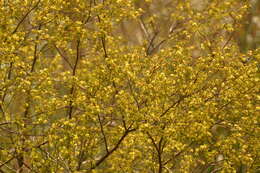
[0,0,259,173]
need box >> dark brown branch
[68,39,81,119]
[72,40,81,76]
[158,137,164,173]
[12,0,41,34]
[30,24,41,73]
[159,95,185,118]
[84,0,93,24]
[150,39,166,55]
[101,36,108,58]
[0,156,15,169]
[6,62,12,80]
[96,11,108,58]
[146,31,159,56]
[222,31,235,51]
[161,83,211,119]
[21,161,33,172]
[147,132,160,153]
[91,127,136,170]
[143,18,187,56]
[147,132,164,173]
[31,42,38,72]
[35,141,48,148]
[0,141,48,170]
[163,142,194,166]
[97,114,109,153]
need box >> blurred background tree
[238,0,260,52]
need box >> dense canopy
[0,0,259,172]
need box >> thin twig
[97,114,109,153]
[159,96,185,118]
[53,44,73,69]
[0,156,15,169]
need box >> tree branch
[91,127,136,170]
[53,44,73,69]
[12,0,41,34]
[97,113,109,153]
[68,39,81,119]
[0,156,15,169]
[159,95,185,118]
[147,132,164,173]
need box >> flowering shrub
[0,0,259,172]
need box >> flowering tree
[0,0,259,172]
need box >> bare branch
[139,17,149,40]
[146,31,159,56]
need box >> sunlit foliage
[0,0,259,172]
